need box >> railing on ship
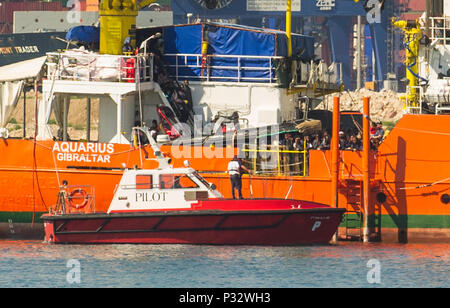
[164,53,343,90]
[164,53,282,83]
[241,140,309,177]
[401,85,424,114]
[46,52,154,83]
[427,17,450,45]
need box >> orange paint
[0,114,449,241]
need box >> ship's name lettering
[0,46,39,55]
[0,47,13,55]
[136,192,168,202]
[53,142,115,163]
[56,152,110,163]
[14,46,39,54]
[53,142,114,154]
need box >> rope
[344,90,364,134]
[253,170,305,176]
[322,151,331,176]
[31,80,49,223]
[400,177,450,190]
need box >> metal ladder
[343,179,363,241]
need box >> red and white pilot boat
[41,128,345,245]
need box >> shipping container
[0,1,69,34]
[0,1,66,24]
[404,0,427,11]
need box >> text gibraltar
[52,142,114,163]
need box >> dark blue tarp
[66,26,99,44]
[206,24,276,57]
[162,23,314,60]
[163,24,203,55]
[161,23,314,82]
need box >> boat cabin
[107,164,223,213]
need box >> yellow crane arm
[99,0,160,54]
[392,18,423,108]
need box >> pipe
[362,97,370,243]
[357,15,362,89]
[63,96,69,142]
[286,0,292,58]
[425,0,432,37]
[23,87,26,139]
[86,97,91,142]
[331,96,340,242]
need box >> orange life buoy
[68,188,89,209]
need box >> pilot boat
[41,130,345,245]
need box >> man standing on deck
[227,155,249,200]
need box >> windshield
[192,171,212,189]
[159,173,199,189]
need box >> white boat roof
[0,56,46,82]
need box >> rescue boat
[41,137,345,245]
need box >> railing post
[119,57,122,82]
[331,96,340,243]
[150,55,154,82]
[135,56,139,83]
[277,146,281,176]
[253,139,257,174]
[176,55,179,81]
[303,139,307,176]
[238,57,241,83]
[362,97,371,243]
[269,58,272,84]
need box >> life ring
[67,188,89,209]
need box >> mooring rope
[399,177,450,190]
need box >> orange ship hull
[1,114,449,242]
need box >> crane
[99,0,226,55]
[99,0,159,55]
[392,18,424,109]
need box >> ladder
[342,179,363,241]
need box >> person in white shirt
[227,155,249,199]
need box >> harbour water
[0,240,448,288]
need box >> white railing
[403,85,424,114]
[426,17,450,45]
[46,51,153,83]
[164,53,282,83]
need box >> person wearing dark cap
[227,155,249,199]
[374,122,385,142]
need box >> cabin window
[159,174,199,189]
[136,175,153,189]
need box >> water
[0,240,448,288]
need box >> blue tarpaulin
[161,23,314,82]
[163,24,203,55]
[163,23,314,59]
[206,24,276,56]
[66,26,99,44]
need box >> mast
[286,0,292,58]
